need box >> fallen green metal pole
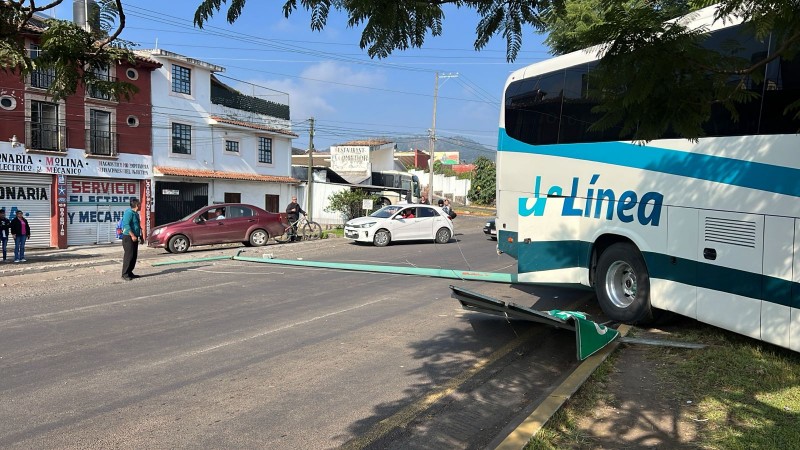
[232,255,520,284]
[151,255,233,267]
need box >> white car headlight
[351,222,377,229]
[152,228,163,236]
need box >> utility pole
[428,72,458,205]
[307,117,315,221]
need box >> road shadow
[337,314,580,449]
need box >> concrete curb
[494,324,632,450]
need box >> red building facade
[0,26,160,248]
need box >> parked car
[148,203,286,253]
[344,204,454,247]
[483,218,497,240]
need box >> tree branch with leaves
[1,0,137,101]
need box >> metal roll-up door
[0,173,53,249]
[67,178,140,246]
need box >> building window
[88,65,112,100]
[225,140,239,153]
[30,44,55,89]
[172,123,192,154]
[89,109,113,156]
[258,137,272,164]
[29,100,61,151]
[171,64,191,94]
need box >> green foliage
[0,0,137,101]
[192,0,800,141]
[195,0,555,62]
[325,189,379,221]
[467,156,496,206]
[432,160,457,177]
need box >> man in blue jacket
[121,198,143,280]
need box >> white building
[139,49,300,225]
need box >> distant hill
[393,135,496,163]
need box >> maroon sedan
[148,203,286,253]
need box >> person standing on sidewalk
[9,210,30,263]
[121,198,143,280]
[0,208,11,262]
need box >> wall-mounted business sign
[330,146,370,173]
[0,143,152,179]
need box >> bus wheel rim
[605,260,636,308]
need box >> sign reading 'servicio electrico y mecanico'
[0,144,152,179]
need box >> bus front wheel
[595,242,653,324]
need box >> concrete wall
[300,182,351,226]
[370,147,395,172]
[409,170,471,205]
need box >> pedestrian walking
[9,210,30,263]
[121,198,143,280]
[0,208,11,262]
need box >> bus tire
[595,242,653,324]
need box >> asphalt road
[0,216,593,449]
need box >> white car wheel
[435,227,451,244]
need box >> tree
[1,0,136,101]
[433,160,456,177]
[542,0,693,55]
[5,1,799,137]
[467,156,495,205]
[194,0,800,141]
[325,189,378,221]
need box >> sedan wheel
[168,235,190,253]
[435,227,451,244]
[373,229,391,247]
[249,229,269,247]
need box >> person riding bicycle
[286,196,306,241]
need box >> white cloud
[237,61,386,122]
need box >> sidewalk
[1,243,136,276]
[0,237,339,276]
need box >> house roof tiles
[209,116,299,138]
[154,166,299,184]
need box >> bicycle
[273,214,323,243]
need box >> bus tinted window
[505,70,565,145]
[505,24,800,145]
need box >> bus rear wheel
[595,242,653,324]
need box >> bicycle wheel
[273,227,292,243]
[302,221,323,240]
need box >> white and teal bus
[496,7,800,351]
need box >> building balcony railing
[211,83,290,120]
[85,129,117,156]
[30,69,56,89]
[25,121,66,152]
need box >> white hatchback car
[344,204,454,247]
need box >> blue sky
[52,1,553,155]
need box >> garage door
[67,178,139,245]
[0,173,52,248]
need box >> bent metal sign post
[0,144,152,179]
